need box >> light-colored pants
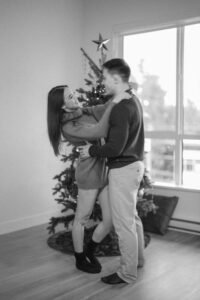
[108,161,145,283]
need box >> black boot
[84,239,102,271]
[101,273,127,284]
[74,251,101,274]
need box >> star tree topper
[92,33,110,51]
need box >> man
[79,58,145,284]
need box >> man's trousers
[108,161,145,283]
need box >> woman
[47,85,130,274]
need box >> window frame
[112,17,200,190]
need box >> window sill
[152,182,200,193]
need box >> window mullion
[175,26,184,185]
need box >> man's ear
[113,74,121,85]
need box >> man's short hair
[103,58,131,82]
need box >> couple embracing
[47,58,145,285]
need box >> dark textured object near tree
[47,226,151,256]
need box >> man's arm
[88,104,130,158]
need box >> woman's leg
[85,186,113,266]
[92,185,113,242]
[72,188,98,252]
[72,188,101,273]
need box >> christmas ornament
[92,33,110,51]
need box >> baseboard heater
[169,218,200,235]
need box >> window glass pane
[184,24,200,135]
[124,29,176,131]
[183,140,200,187]
[145,139,175,183]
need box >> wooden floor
[0,225,200,300]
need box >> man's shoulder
[113,96,137,111]
[121,95,142,110]
[110,100,131,120]
[112,95,142,117]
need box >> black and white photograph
[0,0,200,299]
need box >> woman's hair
[47,85,68,156]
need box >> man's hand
[78,142,92,159]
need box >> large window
[123,23,200,188]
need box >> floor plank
[0,224,200,300]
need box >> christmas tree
[47,34,157,255]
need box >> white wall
[82,0,200,62]
[0,0,83,234]
[82,0,200,233]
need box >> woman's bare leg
[72,188,102,273]
[85,185,113,267]
[92,185,113,242]
[72,188,98,252]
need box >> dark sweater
[89,94,144,169]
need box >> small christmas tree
[47,34,157,254]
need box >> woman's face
[63,87,80,109]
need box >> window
[183,140,200,187]
[145,139,175,184]
[122,22,200,188]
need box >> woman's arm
[83,101,116,138]
[82,99,112,121]
[62,101,115,141]
[62,92,131,141]
[85,91,131,138]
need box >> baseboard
[0,210,60,235]
[1,213,199,236]
[169,218,200,235]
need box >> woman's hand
[113,91,132,104]
[78,142,92,159]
